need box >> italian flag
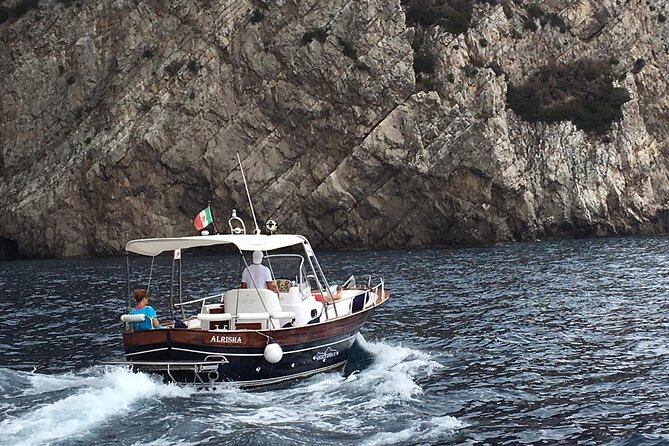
[193,206,213,231]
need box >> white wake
[0,367,192,446]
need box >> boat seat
[120,313,147,332]
[197,312,232,331]
[203,303,224,312]
[269,311,296,320]
[121,314,146,323]
[197,313,233,321]
[224,289,292,329]
[223,288,282,315]
[187,318,202,329]
[237,312,270,321]
[236,312,270,330]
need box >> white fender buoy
[264,342,283,364]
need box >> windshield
[265,254,307,284]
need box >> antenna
[237,152,261,234]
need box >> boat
[104,210,390,388]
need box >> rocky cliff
[1,0,668,258]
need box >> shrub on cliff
[523,4,567,32]
[506,59,630,134]
[338,38,357,60]
[0,0,39,25]
[302,27,328,45]
[164,60,184,77]
[414,50,437,75]
[402,0,473,35]
[249,9,264,24]
[414,50,441,92]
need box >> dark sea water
[2,236,669,445]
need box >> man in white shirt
[241,251,275,290]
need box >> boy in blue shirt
[129,288,161,330]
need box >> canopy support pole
[125,253,132,310]
[179,256,185,320]
[170,257,176,321]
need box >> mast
[237,152,261,235]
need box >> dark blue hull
[117,307,375,387]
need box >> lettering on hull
[313,347,339,363]
[206,335,243,344]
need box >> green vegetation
[401,0,512,34]
[0,0,38,25]
[506,59,630,135]
[187,59,201,73]
[463,63,478,78]
[417,76,440,91]
[301,27,328,45]
[401,0,473,35]
[523,4,567,32]
[1,0,80,25]
[411,32,441,92]
[337,38,357,60]
[413,50,437,75]
[164,60,184,77]
[354,61,371,72]
[487,61,505,77]
[401,0,503,93]
[249,9,264,24]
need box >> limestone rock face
[1,0,668,257]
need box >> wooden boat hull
[119,306,376,387]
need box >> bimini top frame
[126,234,308,257]
[124,232,337,314]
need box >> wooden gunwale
[123,298,386,349]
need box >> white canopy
[125,234,307,257]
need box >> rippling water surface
[2,236,669,445]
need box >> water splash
[348,334,444,402]
[181,335,462,444]
[0,337,461,446]
[361,416,467,446]
[0,367,192,446]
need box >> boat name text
[209,335,243,344]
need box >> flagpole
[208,201,219,234]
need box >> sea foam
[189,334,461,444]
[360,415,467,446]
[0,367,191,446]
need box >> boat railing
[173,293,225,312]
[175,288,311,329]
[196,309,296,330]
[139,280,385,330]
[371,279,387,306]
[342,274,356,288]
[352,278,387,307]
[103,357,228,386]
[324,276,389,319]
